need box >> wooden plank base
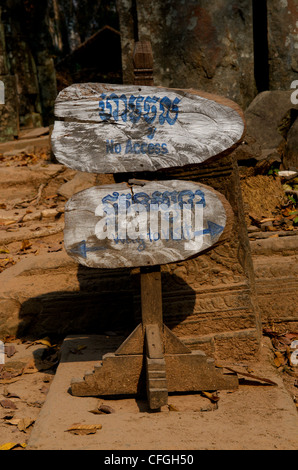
[70,266,238,409]
[70,321,238,409]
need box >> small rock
[245,91,298,150]
[284,118,298,170]
[58,171,97,199]
[41,209,58,218]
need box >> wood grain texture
[63,179,233,268]
[140,267,163,328]
[51,83,245,174]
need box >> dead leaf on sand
[0,399,17,410]
[3,389,20,399]
[22,359,39,374]
[201,391,220,403]
[66,423,102,435]
[6,417,35,432]
[0,442,26,450]
[20,239,32,251]
[168,404,179,411]
[89,404,115,415]
[70,344,87,354]
[4,344,16,358]
[0,361,31,383]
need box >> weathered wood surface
[51,83,245,174]
[64,179,233,268]
[70,348,238,397]
[133,41,154,86]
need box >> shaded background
[0,0,297,140]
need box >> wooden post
[133,41,154,86]
[140,266,163,329]
[140,266,167,409]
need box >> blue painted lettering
[123,140,168,155]
[161,143,168,154]
[99,93,181,126]
[106,140,122,154]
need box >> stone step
[0,135,50,154]
[0,225,297,358]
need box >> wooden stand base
[70,267,238,409]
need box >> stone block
[0,15,8,75]
[267,0,298,90]
[117,0,256,108]
[37,56,57,126]
[57,171,97,199]
[251,235,298,332]
[244,90,298,151]
[284,118,298,170]
[0,74,19,142]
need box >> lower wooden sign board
[64,179,233,268]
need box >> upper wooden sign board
[51,83,245,174]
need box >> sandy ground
[0,334,297,451]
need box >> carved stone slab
[64,179,233,268]
[51,83,245,173]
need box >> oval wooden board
[51,83,245,174]
[64,180,233,268]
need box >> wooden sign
[51,83,245,174]
[64,179,232,268]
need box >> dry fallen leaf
[66,423,102,435]
[3,390,20,399]
[89,404,115,415]
[221,365,278,386]
[39,385,49,394]
[70,344,87,354]
[0,442,26,450]
[88,409,102,415]
[35,337,52,347]
[1,413,15,420]
[4,344,16,358]
[3,220,17,226]
[0,377,21,385]
[5,417,34,432]
[20,239,32,251]
[1,335,20,344]
[26,337,53,349]
[22,359,39,374]
[201,391,220,403]
[168,404,179,411]
[0,399,17,410]
[5,418,21,426]
[17,418,35,432]
[274,350,286,368]
[0,363,23,378]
